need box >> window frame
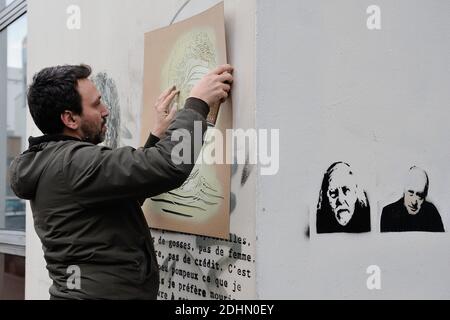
[0,0,27,256]
[0,0,27,32]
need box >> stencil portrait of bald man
[381,166,445,233]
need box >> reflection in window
[1,14,27,231]
[0,0,16,11]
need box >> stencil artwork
[150,129,223,221]
[141,3,231,239]
[316,162,371,234]
[92,72,121,149]
[162,30,219,124]
[380,166,445,233]
[150,30,221,220]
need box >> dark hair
[27,64,92,134]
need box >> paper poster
[141,2,231,239]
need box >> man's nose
[102,103,110,117]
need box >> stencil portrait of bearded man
[316,162,371,234]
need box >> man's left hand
[152,86,179,138]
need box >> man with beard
[9,64,233,299]
[316,162,371,234]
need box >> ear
[61,110,80,130]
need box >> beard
[335,209,353,226]
[80,120,106,145]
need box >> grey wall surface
[256,0,450,299]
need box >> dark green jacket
[9,98,209,300]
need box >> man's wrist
[145,132,161,148]
[151,130,164,139]
[185,97,210,119]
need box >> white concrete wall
[26,0,256,299]
[256,0,450,299]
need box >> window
[0,252,25,299]
[1,13,27,232]
[0,0,26,300]
[0,0,16,12]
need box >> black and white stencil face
[327,164,358,226]
[381,166,444,233]
[403,168,427,215]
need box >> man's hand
[152,86,179,138]
[189,64,234,107]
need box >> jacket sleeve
[64,98,209,207]
[143,133,160,149]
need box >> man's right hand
[189,64,234,107]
